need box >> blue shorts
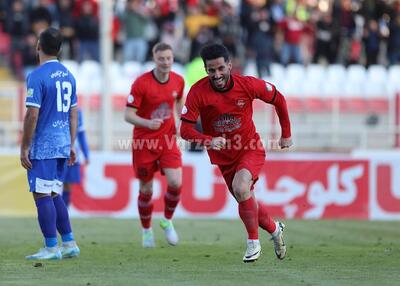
[64,163,81,184]
[27,158,68,194]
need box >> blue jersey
[26,60,77,159]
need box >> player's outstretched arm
[20,107,39,169]
[271,90,293,149]
[124,106,163,130]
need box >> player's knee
[139,186,153,195]
[232,182,250,201]
[167,178,182,189]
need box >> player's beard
[212,74,230,91]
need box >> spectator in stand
[241,1,274,77]
[279,10,308,65]
[363,19,381,67]
[313,13,337,64]
[0,2,6,28]
[333,0,356,65]
[21,33,38,78]
[4,0,29,78]
[185,5,220,61]
[218,1,243,73]
[74,0,99,62]
[387,0,400,65]
[154,0,179,28]
[29,0,54,36]
[54,0,76,60]
[119,0,150,63]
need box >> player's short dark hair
[39,27,63,56]
[152,42,172,54]
[200,43,230,64]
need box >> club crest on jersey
[172,91,178,98]
[27,88,34,97]
[236,99,246,108]
[265,82,273,92]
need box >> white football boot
[271,222,286,260]
[160,218,179,246]
[60,242,80,258]
[26,247,62,260]
[243,239,261,263]
[142,228,156,248]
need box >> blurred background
[0,0,399,220]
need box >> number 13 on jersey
[56,80,72,112]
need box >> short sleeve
[177,76,185,100]
[180,87,200,123]
[25,73,43,108]
[126,79,144,109]
[249,77,277,103]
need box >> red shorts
[132,138,182,182]
[218,149,266,193]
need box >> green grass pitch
[0,218,399,286]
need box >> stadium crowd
[0,0,400,80]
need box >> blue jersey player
[62,108,90,208]
[20,27,80,260]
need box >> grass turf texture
[0,218,399,286]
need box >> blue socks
[35,196,57,248]
[53,195,74,242]
[62,191,71,207]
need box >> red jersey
[181,74,291,165]
[127,71,184,139]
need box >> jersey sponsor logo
[182,106,188,115]
[151,102,171,120]
[265,82,273,92]
[52,120,69,128]
[50,70,69,78]
[236,99,246,108]
[213,114,242,133]
[27,88,34,97]
[127,95,134,104]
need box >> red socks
[164,186,181,219]
[258,202,277,234]
[138,192,153,229]
[238,197,259,240]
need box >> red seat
[339,98,368,113]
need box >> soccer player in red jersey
[124,43,185,248]
[180,44,293,262]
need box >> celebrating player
[21,27,80,260]
[124,43,185,248]
[180,43,293,262]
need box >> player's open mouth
[213,78,225,86]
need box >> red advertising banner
[70,154,371,219]
[256,161,369,219]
